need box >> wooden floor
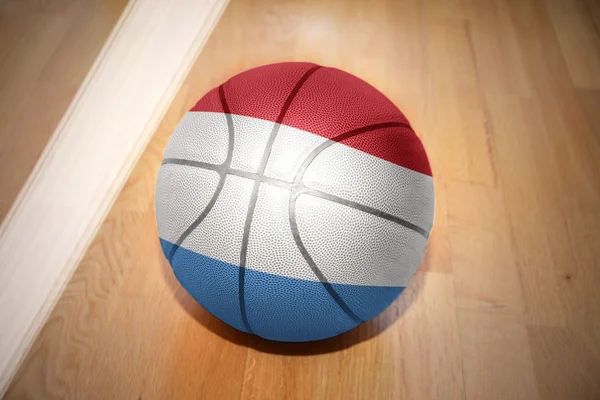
[0,0,128,224]
[5,0,600,398]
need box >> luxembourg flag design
[155,63,434,342]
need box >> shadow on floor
[159,247,426,355]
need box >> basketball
[155,62,434,342]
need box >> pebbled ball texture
[155,62,434,342]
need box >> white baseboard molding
[0,0,229,393]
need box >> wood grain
[5,0,600,398]
[0,0,128,224]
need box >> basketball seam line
[166,85,235,263]
[237,65,323,333]
[287,121,416,324]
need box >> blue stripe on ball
[161,238,404,342]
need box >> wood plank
[426,18,496,185]
[447,183,524,317]
[545,0,600,89]
[464,0,532,97]
[577,89,600,146]
[583,0,600,32]
[446,182,539,399]
[528,325,600,399]
[395,272,464,400]
[458,310,539,400]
